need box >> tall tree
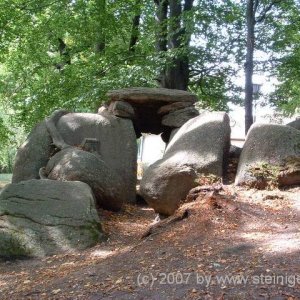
[244,0,283,134]
[244,0,256,134]
[154,0,194,90]
[0,0,158,129]
[268,1,300,115]
[0,0,259,132]
[189,0,244,111]
[129,0,142,52]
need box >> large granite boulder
[235,123,300,187]
[12,111,137,204]
[287,118,300,131]
[12,110,69,183]
[0,180,104,258]
[45,147,125,211]
[56,112,137,203]
[12,121,52,183]
[106,87,198,137]
[140,112,231,216]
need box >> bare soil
[0,185,299,300]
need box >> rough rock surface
[162,107,199,128]
[12,110,69,183]
[287,118,300,131]
[45,147,125,211]
[0,180,104,258]
[13,111,137,204]
[140,112,231,216]
[235,123,300,187]
[278,156,300,186]
[106,87,198,135]
[107,87,198,103]
[98,105,108,114]
[56,113,137,203]
[108,101,135,119]
[158,102,192,115]
[12,122,53,183]
[229,145,242,159]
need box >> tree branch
[253,0,259,14]
[183,0,194,12]
[55,38,71,70]
[95,0,106,54]
[154,0,169,52]
[255,0,282,23]
[129,0,141,52]
[13,0,63,12]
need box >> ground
[0,182,299,300]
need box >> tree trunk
[164,0,187,90]
[154,0,168,53]
[55,38,71,71]
[95,0,106,53]
[155,0,193,91]
[244,0,256,134]
[154,0,169,86]
[129,0,141,52]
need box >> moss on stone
[0,231,32,259]
[247,162,281,190]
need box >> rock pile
[103,87,199,142]
[3,87,300,258]
[140,112,231,216]
[13,111,137,206]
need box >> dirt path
[0,186,299,299]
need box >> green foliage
[0,117,11,144]
[0,0,299,139]
[269,44,300,115]
[0,0,249,130]
[189,0,244,111]
[261,1,300,115]
[247,156,300,189]
[0,119,15,173]
[1,0,159,129]
[0,107,26,173]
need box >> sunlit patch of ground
[0,185,299,299]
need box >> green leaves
[0,0,159,128]
[265,1,300,115]
[1,0,299,135]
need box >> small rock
[108,101,135,119]
[162,107,199,128]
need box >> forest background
[0,0,299,172]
